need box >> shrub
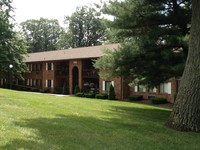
[41,88,51,93]
[75,92,85,97]
[31,88,40,92]
[95,94,108,99]
[108,84,116,100]
[74,85,80,94]
[62,83,68,95]
[151,97,167,104]
[128,95,143,101]
[85,93,96,98]
[54,87,63,94]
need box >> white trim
[111,81,114,87]
[102,81,105,91]
[134,85,138,92]
[46,63,48,71]
[46,80,48,88]
[51,63,54,70]
[51,80,54,88]
[168,82,171,94]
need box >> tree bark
[166,0,200,132]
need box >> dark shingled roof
[24,44,120,62]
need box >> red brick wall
[99,76,124,100]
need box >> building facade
[0,44,179,103]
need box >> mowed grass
[0,89,199,150]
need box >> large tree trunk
[166,0,200,132]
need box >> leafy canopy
[64,5,106,48]
[0,0,27,79]
[95,0,191,86]
[20,18,64,52]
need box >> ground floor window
[160,82,171,94]
[46,80,53,88]
[149,87,157,93]
[102,81,114,91]
[36,79,41,87]
[0,78,6,86]
[134,85,147,92]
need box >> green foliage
[128,95,143,101]
[85,93,96,98]
[95,93,108,99]
[0,1,27,80]
[75,92,85,97]
[64,5,106,48]
[151,97,167,104]
[62,83,68,95]
[20,18,64,52]
[96,0,192,86]
[74,85,80,94]
[108,84,115,100]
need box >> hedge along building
[0,43,179,102]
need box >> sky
[12,0,102,25]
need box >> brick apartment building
[0,43,179,103]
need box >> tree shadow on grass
[2,106,195,150]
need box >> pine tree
[108,84,115,100]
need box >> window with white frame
[46,80,53,88]
[134,85,147,92]
[160,82,171,94]
[102,81,114,91]
[149,87,157,93]
[46,62,53,71]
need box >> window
[36,64,41,71]
[28,64,32,71]
[0,78,6,86]
[160,82,171,94]
[134,85,147,92]
[149,87,157,93]
[102,81,114,91]
[46,80,53,88]
[32,64,37,71]
[46,62,53,71]
[36,79,41,87]
[29,79,32,86]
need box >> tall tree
[95,0,191,87]
[0,0,27,79]
[166,0,200,132]
[20,18,64,52]
[96,0,200,132]
[65,5,106,48]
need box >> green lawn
[0,89,199,150]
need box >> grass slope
[0,89,199,150]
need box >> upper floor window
[46,62,53,71]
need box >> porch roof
[24,43,120,62]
